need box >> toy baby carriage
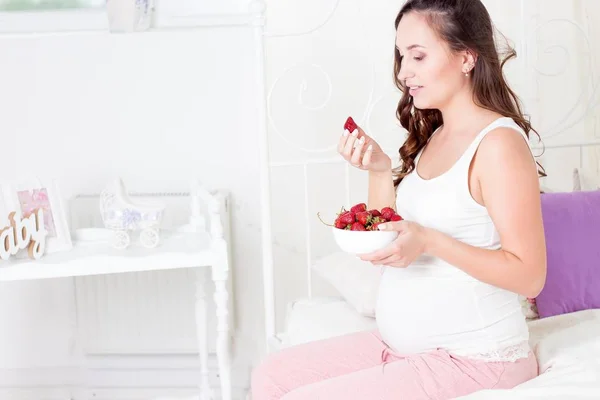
[100,178,165,249]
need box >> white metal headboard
[256,0,600,352]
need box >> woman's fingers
[350,136,366,166]
[338,126,375,169]
[337,129,350,153]
[386,260,409,268]
[362,144,373,167]
[372,255,408,268]
[342,129,360,157]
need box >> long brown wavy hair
[392,0,546,187]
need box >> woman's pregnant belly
[375,265,527,356]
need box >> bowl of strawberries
[319,202,403,254]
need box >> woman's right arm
[368,170,396,211]
[338,123,396,210]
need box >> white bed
[276,296,600,399]
[255,139,600,398]
[460,308,600,399]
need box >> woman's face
[395,12,472,110]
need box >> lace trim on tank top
[453,341,531,363]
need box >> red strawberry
[339,211,355,225]
[356,211,370,226]
[369,209,381,217]
[368,216,385,228]
[371,221,383,230]
[334,218,347,229]
[390,214,403,221]
[344,116,358,133]
[381,207,395,220]
[351,222,366,231]
[350,203,367,213]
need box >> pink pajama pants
[251,330,538,400]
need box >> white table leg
[212,264,231,400]
[196,269,213,400]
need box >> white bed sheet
[280,297,600,398]
[460,308,600,399]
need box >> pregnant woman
[251,0,546,398]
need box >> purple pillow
[536,190,600,318]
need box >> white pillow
[311,252,381,317]
[281,297,378,347]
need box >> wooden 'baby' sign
[0,209,47,260]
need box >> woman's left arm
[362,128,547,298]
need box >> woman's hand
[358,220,428,267]
[338,124,391,173]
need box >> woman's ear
[462,49,477,74]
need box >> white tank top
[375,116,532,362]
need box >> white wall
[527,0,600,190]
[0,23,265,399]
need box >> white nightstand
[0,187,233,400]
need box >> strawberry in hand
[344,117,358,133]
[338,116,391,173]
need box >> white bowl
[331,226,398,254]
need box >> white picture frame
[1,178,72,256]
